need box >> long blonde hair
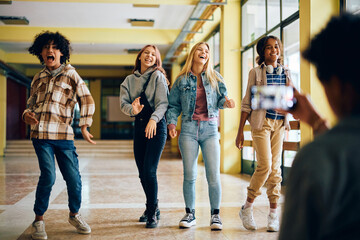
[176,42,223,90]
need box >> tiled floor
[0,141,283,240]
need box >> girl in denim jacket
[236,36,292,232]
[166,42,235,230]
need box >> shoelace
[181,213,194,222]
[34,222,45,231]
[74,215,87,226]
[211,214,222,224]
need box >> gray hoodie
[120,68,169,123]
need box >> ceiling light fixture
[133,4,160,8]
[0,0,12,4]
[0,16,29,25]
[126,48,141,54]
[129,19,154,27]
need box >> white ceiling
[0,0,196,63]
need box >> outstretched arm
[23,112,39,125]
[223,96,235,108]
[81,125,96,144]
[131,97,144,115]
[235,111,249,149]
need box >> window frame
[340,0,360,15]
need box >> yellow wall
[26,67,133,78]
[89,79,101,139]
[220,0,241,174]
[299,0,339,146]
[0,74,6,156]
[7,53,138,66]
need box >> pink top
[192,83,209,121]
[168,83,216,131]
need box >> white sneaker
[179,209,196,228]
[210,214,223,230]
[31,220,47,240]
[267,212,279,232]
[68,214,91,234]
[239,206,257,230]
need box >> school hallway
[0,140,283,240]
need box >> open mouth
[47,56,55,61]
[199,56,205,59]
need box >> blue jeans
[32,139,82,216]
[178,120,221,211]
[133,117,167,206]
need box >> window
[241,47,255,170]
[341,0,360,16]
[268,27,281,40]
[345,0,360,14]
[242,0,266,46]
[283,19,300,90]
[241,47,254,97]
[206,27,220,71]
[282,0,299,20]
[267,0,280,30]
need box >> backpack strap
[141,70,156,93]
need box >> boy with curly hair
[23,31,95,239]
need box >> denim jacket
[166,71,228,126]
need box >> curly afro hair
[302,13,360,89]
[28,31,72,64]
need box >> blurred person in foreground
[278,13,360,240]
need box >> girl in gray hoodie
[120,45,169,228]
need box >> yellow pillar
[170,62,181,154]
[299,0,339,146]
[0,74,6,156]
[0,49,7,156]
[89,79,101,139]
[219,0,241,173]
[0,73,5,203]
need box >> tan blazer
[241,63,292,130]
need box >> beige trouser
[247,118,284,204]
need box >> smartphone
[251,85,296,110]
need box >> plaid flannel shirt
[23,64,95,140]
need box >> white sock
[244,201,253,209]
[270,208,277,214]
